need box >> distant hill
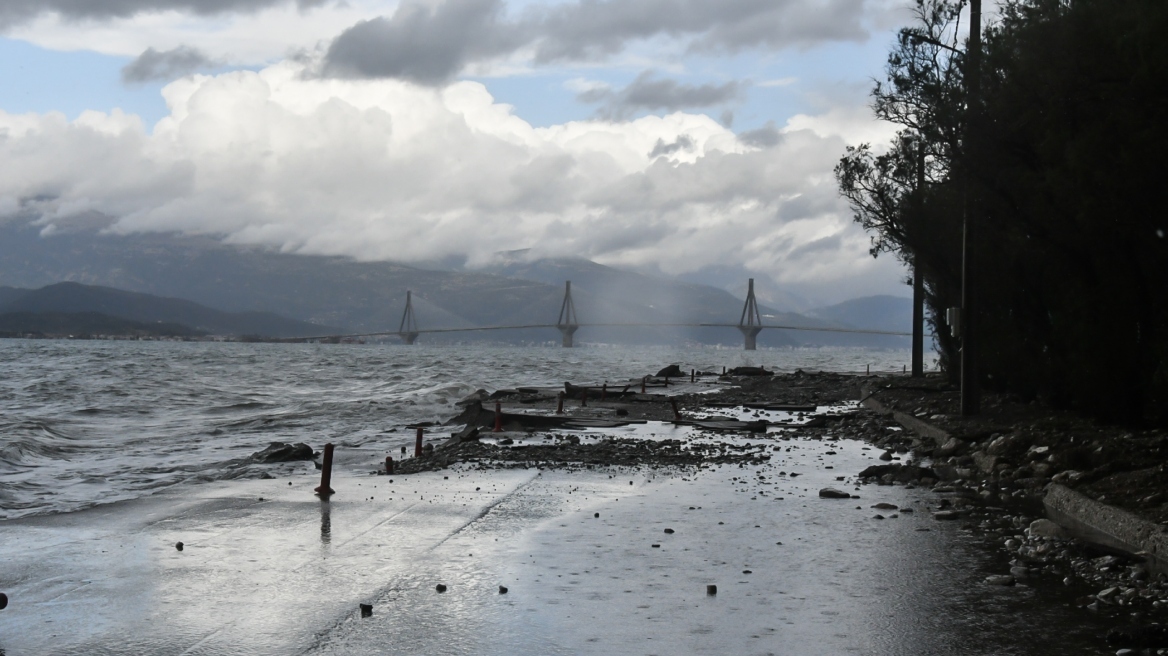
[0,311,204,338]
[0,282,336,338]
[0,220,907,347]
[808,295,912,334]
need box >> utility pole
[912,138,926,378]
[960,0,982,415]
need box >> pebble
[706,585,717,595]
[933,510,962,521]
[664,528,675,534]
[0,592,7,610]
[819,487,851,499]
[359,603,373,617]
[175,542,184,551]
[436,584,447,593]
[499,586,508,594]
[872,503,898,510]
[985,575,1016,586]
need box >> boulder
[727,366,773,376]
[972,451,999,474]
[857,463,937,483]
[655,365,686,378]
[984,575,1015,586]
[935,437,966,458]
[1028,518,1069,539]
[251,442,314,463]
[819,487,851,499]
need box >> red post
[493,400,503,432]
[385,456,394,475]
[315,443,335,497]
[556,392,565,414]
[414,427,423,457]
[601,383,607,400]
[669,398,681,423]
[641,378,646,394]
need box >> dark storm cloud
[737,122,782,148]
[0,0,327,28]
[321,0,524,84]
[321,0,875,84]
[582,72,743,120]
[122,46,217,83]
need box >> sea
[0,340,915,520]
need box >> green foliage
[838,0,1168,424]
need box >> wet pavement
[0,426,1119,655]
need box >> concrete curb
[859,384,952,447]
[1044,483,1168,568]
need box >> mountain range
[0,220,910,345]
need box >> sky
[0,0,925,307]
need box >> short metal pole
[493,400,503,432]
[385,456,394,475]
[315,443,335,497]
[414,427,423,457]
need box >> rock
[250,442,314,463]
[971,451,999,474]
[1106,624,1168,648]
[933,510,963,521]
[175,541,184,551]
[857,464,937,483]
[499,586,509,594]
[819,487,851,499]
[872,503,898,510]
[1010,566,1031,578]
[1098,587,1120,601]
[436,584,448,593]
[360,603,373,617]
[706,584,717,595]
[984,575,1015,586]
[879,451,893,461]
[664,528,675,534]
[935,437,966,458]
[655,365,685,378]
[727,366,773,377]
[1028,519,1069,539]
[456,389,490,407]
[0,592,7,610]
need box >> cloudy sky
[0,0,921,306]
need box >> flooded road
[0,426,1116,655]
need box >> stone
[436,584,447,593]
[1028,519,1069,539]
[879,451,893,461]
[933,510,963,521]
[0,592,7,610]
[1010,566,1031,578]
[819,487,851,499]
[499,586,509,594]
[872,503,898,510]
[360,603,373,617]
[175,541,184,551]
[655,365,685,378]
[935,437,966,458]
[971,451,999,474]
[664,528,675,534]
[706,584,717,595]
[250,442,314,463]
[984,575,1015,586]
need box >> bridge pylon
[556,281,579,347]
[399,290,420,345]
[738,278,763,350]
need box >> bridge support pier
[399,290,420,345]
[739,326,762,351]
[556,281,580,348]
[737,278,763,351]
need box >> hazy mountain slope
[1,283,335,337]
[0,311,204,338]
[808,295,913,334]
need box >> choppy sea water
[0,341,913,520]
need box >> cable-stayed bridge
[282,279,911,350]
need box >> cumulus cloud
[0,61,903,299]
[579,72,743,121]
[0,0,327,29]
[322,0,884,84]
[122,46,218,83]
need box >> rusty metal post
[493,400,503,432]
[315,443,335,497]
[601,383,607,400]
[581,389,587,407]
[414,427,423,457]
[669,398,681,423]
[385,456,394,475]
[556,392,565,414]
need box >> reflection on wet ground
[0,427,1119,655]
